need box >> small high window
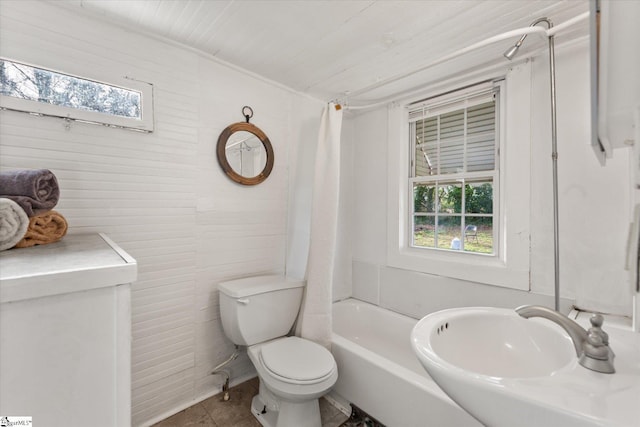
[409,85,499,255]
[0,58,153,131]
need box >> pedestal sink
[411,307,640,427]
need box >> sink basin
[423,307,574,378]
[411,307,640,427]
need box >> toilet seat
[259,336,336,385]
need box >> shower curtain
[298,102,343,349]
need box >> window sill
[387,245,529,290]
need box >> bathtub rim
[331,297,467,407]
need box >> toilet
[218,274,338,427]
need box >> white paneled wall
[350,41,632,318]
[0,2,323,425]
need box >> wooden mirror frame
[216,122,274,185]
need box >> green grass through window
[413,226,493,254]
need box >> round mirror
[216,122,274,185]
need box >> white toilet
[218,274,338,427]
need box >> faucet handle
[579,313,616,373]
[588,314,609,345]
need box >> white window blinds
[410,83,497,177]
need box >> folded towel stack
[0,169,67,250]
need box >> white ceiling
[61,0,590,105]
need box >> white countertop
[0,233,137,303]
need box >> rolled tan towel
[14,210,68,248]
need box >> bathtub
[330,298,480,427]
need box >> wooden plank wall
[0,2,323,425]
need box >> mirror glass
[225,131,267,178]
[216,122,274,185]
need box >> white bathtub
[330,298,480,427]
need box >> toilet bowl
[218,275,339,427]
[248,337,338,427]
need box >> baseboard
[138,372,258,427]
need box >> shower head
[503,44,520,60]
[503,37,526,60]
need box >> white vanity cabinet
[0,233,137,427]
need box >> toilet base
[252,394,277,427]
[251,393,322,427]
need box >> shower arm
[508,17,554,54]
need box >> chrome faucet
[516,305,615,374]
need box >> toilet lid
[260,337,335,382]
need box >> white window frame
[0,58,154,132]
[387,65,532,290]
[409,85,499,256]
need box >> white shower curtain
[297,102,343,349]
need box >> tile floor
[152,377,350,427]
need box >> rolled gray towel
[0,198,29,250]
[0,169,60,216]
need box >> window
[386,72,531,291]
[409,85,498,255]
[0,58,153,131]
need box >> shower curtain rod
[339,11,589,111]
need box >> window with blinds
[409,83,499,255]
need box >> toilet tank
[218,274,305,346]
